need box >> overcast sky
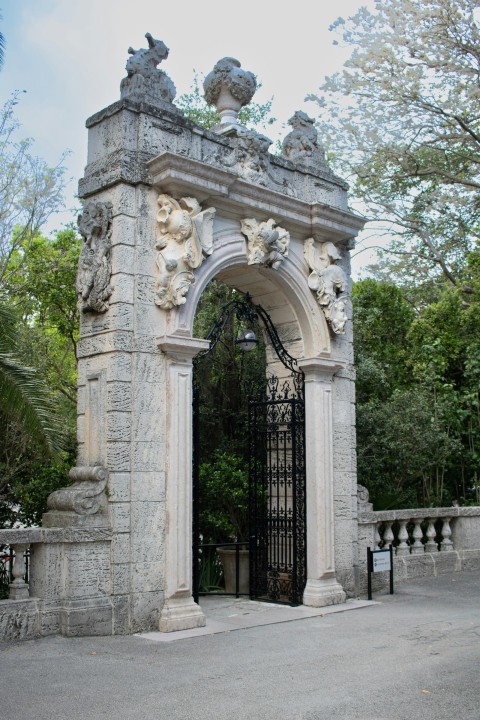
[0,0,374,270]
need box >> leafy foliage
[175,72,276,131]
[0,94,68,288]
[354,267,480,509]
[198,451,250,543]
[310,0,480,287]
[0,98,74,526]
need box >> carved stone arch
[167,229,332,359]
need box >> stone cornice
[148,152,366,243]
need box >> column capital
[157,334,210,362]
[298,356,344,381]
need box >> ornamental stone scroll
[46,466,109,516]
[76,200,113,313]
[304,238,349,335]
[241,218,290,270]
[154,194,215,310]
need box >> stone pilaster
[157,335,209,632]
[299,357,346,607]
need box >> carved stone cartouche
[204,57,256,125]
[282,111,329,171]
[47,466,109,515]
[120,32,176,105]
[241,218,290,269]
[76,200,113,313]
[155,194,215,310]
[304,238,349,335]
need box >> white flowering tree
[309,0,480,288]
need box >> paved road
[1,571,479,720]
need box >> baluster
[425,519,438,553]
[9,544,29,600]
[440,517,454,552]
[383,521,394,550]
[397,520,410,556]
[411,519,425,554]
[374,523,381,550]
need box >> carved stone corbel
[241,218,290,269]
[304,238,349,335]
[76,200,113,313]
[154,194,215,310]
[47,466,108,515]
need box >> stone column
[299,357,346,607]
[157,335,209,632]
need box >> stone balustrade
[0,529,41,602]
[357,505,480,592]
[0,526,113,641]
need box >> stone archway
[157,225,350,630]
[59,37,365,636]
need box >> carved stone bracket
[241,218,290,269]
[47,466,108,515]
[76,200,113,313]
[155,194,215,310]
[304,238,349,335]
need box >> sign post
[367,545,394,600]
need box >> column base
[159,593,206,633]
[303,575,346,608]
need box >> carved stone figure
[76,200,113,313]
[204,57,256,125]
[282,111,329,171]
[241,218,290,269]
[155,194,215,310]
[304,238,349,334]
[47,466,109,515]
[357,485,373,511]
[120,32,176,105]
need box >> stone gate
[1,35,369,637]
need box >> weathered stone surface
[109,273,135,305]
[131,561,165,593]
[131,590,164,633]
[109,502,131,533]
[0,599,40,641]
[107,472,131,502]
[111,533,131,565]
[112,594,131,634]
[131,472,165,502]
[106,353,133,382]
[58,597,113,637]
[107,412,132,442]
[112,563,131,595]
[107,381,132,412]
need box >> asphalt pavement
[1,570,479,720]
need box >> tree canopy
[310,0,480,288]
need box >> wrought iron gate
[249,373,306,605]
[192,294,306,606]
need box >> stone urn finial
[203,57,257,125]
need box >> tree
[353,270,479,508]
[0,97,72,526]
[310,0,480,287]
[0,93,68,288]
[5,228,80,411]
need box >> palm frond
[0,351,65,456]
